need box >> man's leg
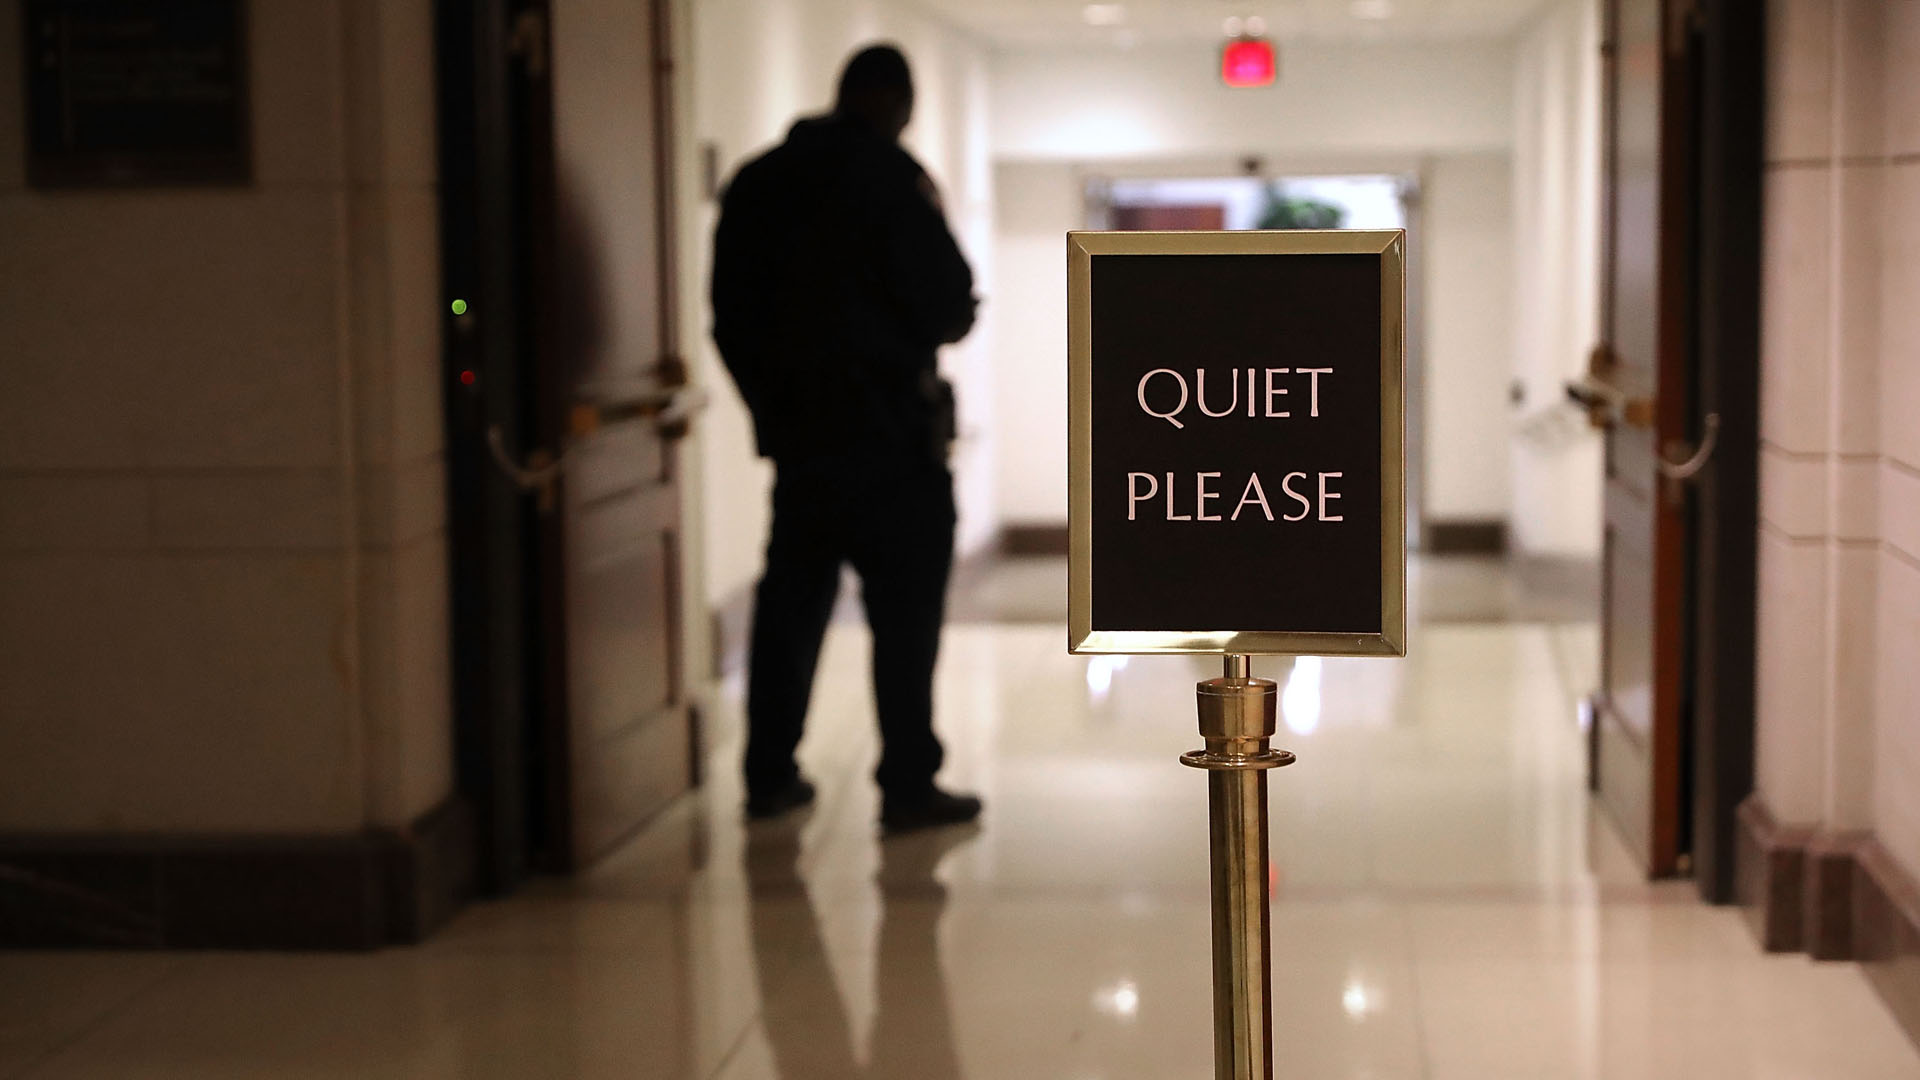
[851,465,956,797]
[744,471,842,800]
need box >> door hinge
[509,9,548,77]
[1667,0,1702,56]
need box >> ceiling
[911,0,1554,47]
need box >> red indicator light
[459,370,477,386]
[1221,37,1276,88]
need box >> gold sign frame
[1067,229,1407,656]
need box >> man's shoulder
[721,121,825,203]
[863,138,926,185]
[722,145,782,202]
[723,119,929,210]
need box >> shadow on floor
[745,820,974,1079]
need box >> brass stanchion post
[1182,654,1293,1080]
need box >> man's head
[834,44,913,141]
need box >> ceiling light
[1083,3,1126,27]
[1245,14,1267,35]
[1350,0,1393,18]
[1223,15,1244,35]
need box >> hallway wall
[1507,0,1604,558]
[991,39,1513,161]
[984,39,1520,535]
[989,160,1077,528]
[686,0,998,608]
[0,0,451,835]
[1755,0,1920,885]
[1424,153,1517,524]
[989,154,1520,533]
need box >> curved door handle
[485,425,564,489]
[486,425,565,513]
[1658,412,1721,481]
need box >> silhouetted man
[711,44,982,832]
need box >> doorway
[436,0,700,892]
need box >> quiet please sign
[1067,230,1407,657]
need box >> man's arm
[710,167,772,412]
[878,166,977,348]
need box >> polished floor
[6,558,1920,1078]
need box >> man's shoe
[880,786,983,833]
[746,777,817,820]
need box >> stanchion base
[1179,748,1296,771]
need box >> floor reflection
[746,819,972,1080]
[10,558,1920,1078]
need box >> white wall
[686,0,998,606]
[992,161,1079,524]
[985,39,1520,532]
[1423,154,1516,521]
[0,0,449,833]
[991,40,1514,161]
[1755,0,1920,884]
[1507,0,1604,556]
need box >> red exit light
[1221,37,1276,88]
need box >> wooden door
[1581,0,1695,877]
[526,0,692,868]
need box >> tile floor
[5,558,1919,1078]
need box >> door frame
[435,0,543,895]
[1684,0,1762,903]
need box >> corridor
[5,558,1916,1079]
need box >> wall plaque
[24,0,250,187]
[1068,230,1406,656]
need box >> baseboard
[0,795,474,950]
[999,523,1069,556]
[1422,519,1508,554]
[1736,794,1920,1050]
[1854,841,1920,1045]
[1736,796,1809,952]
[1806,830,1864,961]
[384,796,476,944]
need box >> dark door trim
[1685,0,1762,904]
[435,0,540,895]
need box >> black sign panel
[1068,231,1405,656]
[24,0,250,187]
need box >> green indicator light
[450,299,468,316]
